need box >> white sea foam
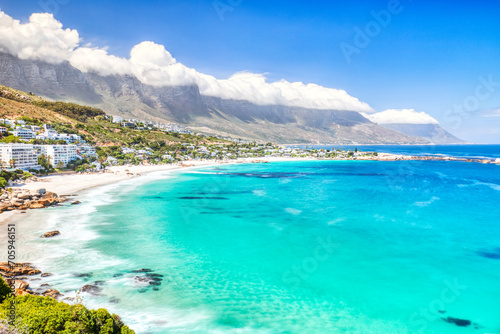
[285,208,302,215]
[327,218,345,226]
[413,196,440,207]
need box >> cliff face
[0,52,431,144]
[0,53,101,103]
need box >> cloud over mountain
[363,109,439,125]
[0,11,373,112]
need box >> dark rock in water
[438,310,446,314]
[476,247,500,260]
[148,273,164,278]
[152,287,159,291]
[130,268,153,273]
[41,273,53,277]
[71,201,81,205]
[74,273,93,278]
[94,280,105,286]
[113,273,124,278]
[81,284,102,296]
[109,297,120,304]
[137,288,147,293]
[442,317,472,327]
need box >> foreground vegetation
[0,277,134,334]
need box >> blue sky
[1,0,499,143]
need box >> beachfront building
[13,126,35,141]
[0,143,41,170]
[0,127,7,135]
[40,145,80,167]
[77,145,97,158]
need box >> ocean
[293,144,500,160]
[12,146,500,333]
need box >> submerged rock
[442,317,472,327]
[81,284,103,296]
[74,273,93,278]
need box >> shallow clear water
[14,160,500,333]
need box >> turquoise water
[17,160,500,333]
[297,144,500,159]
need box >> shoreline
[2,154,498,226]
[0,157,310,226]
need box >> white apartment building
[112,116,123,123]
[77,145,97,158]
[13,127,35,141]
[0,144,41,170]
[40,145,80,167]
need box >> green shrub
[0,177,7,189]
[0,136,22,144]
[0,277,12,303]
[22,172,33,180]
[0,294,135,334]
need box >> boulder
[15,280,29,290]
[17,193,32,200]
[81,284,102,296]
[41,273,53,277]
[41,231,60,238]
[71,201,81,205]
[29,202,46,209]
[11,200,24,207]
[37,188,46,195]
[43,289,62,299]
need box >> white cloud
[363,109,439,125]
[0,12,79,64]
[0,11,373,112]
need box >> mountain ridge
[0,52,461,144]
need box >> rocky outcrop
[0,262,62,299]
[0,189,66,213]
[0,262,42,277]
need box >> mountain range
[0,52,464,144]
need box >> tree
[56,161,65,169]
[8,159,16,168]
[0,135,22,143]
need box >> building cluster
[111,116,193,134]
[0,144,97,171]
[1,120,84,144]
